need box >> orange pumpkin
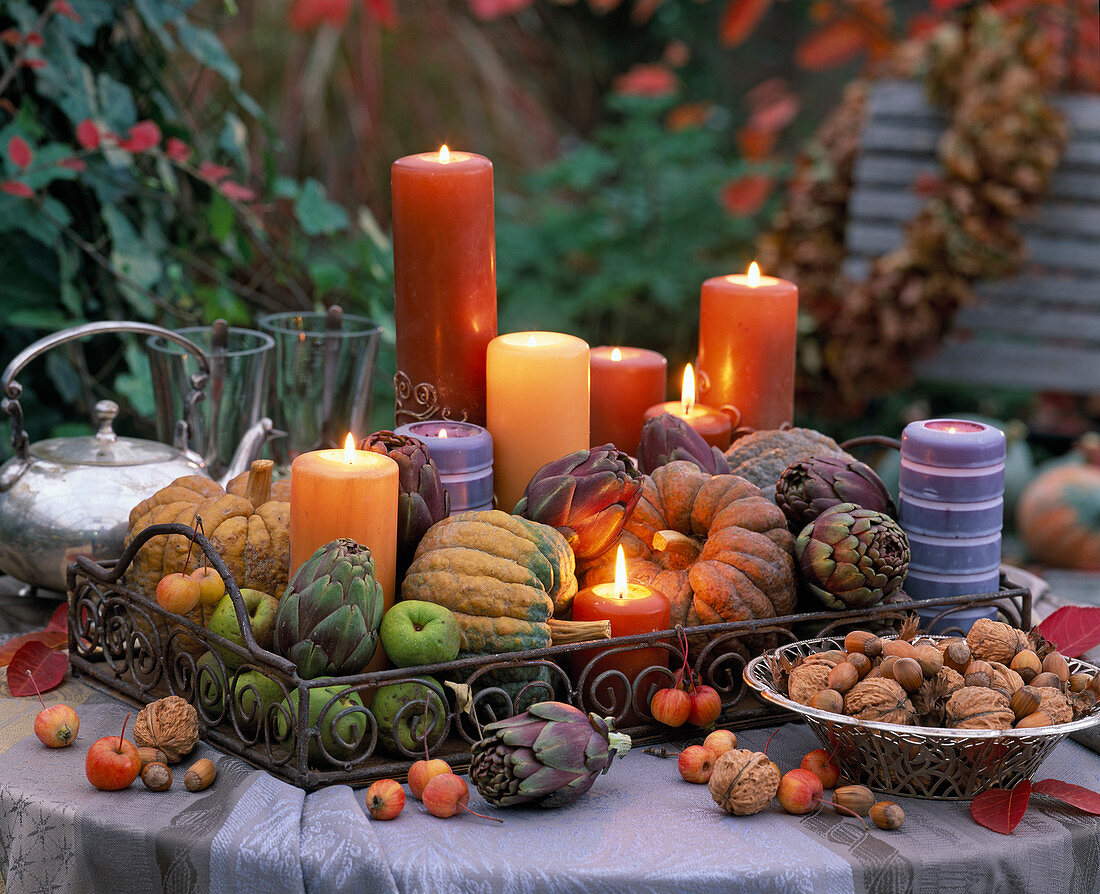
[1016,460,1100,570]
[580,461,797,642]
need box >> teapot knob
[93,399,119,444]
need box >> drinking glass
[147,326,274,478]
[257,310,383,466]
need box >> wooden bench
[844,79,1100,395]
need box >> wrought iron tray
[67,522,1034,791]
[744,635,1100,800]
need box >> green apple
[206,588,279,667]
[379,600,462,668]
[194,650,228,720]
[370,675,448,756]
[274,681,368,766]
[231,669,288,737]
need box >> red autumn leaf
[1034,606,1100,659]
[0,629,69,667]
[1032,779,1100,814]
[795,19,868,70]
[289,0,352,31]
[24,31,44,47]
[719,0,772,48]
[219,181,256,202]
[720,174,772,215]
[46,601,68,632]
[198,161,232,182]
[7,640,69,696]
[737,126,777,161]
[165,137,191,162]
[58,157,86,172]
[612,64,678,98]
[1,29,20,46]
[970,781,1032,835]
[1,180,34,198]
[749,93,800,135]
[362,0,398,27]
[7,136,33,169]
[52,0,82,21]
[76,119,100,150]
[21,58,46,69]
[120,120,161,153]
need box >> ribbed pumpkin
[125,461,291,601]
[580,461,797,644]
[401,510,579,657]
[1016,459,1100,570]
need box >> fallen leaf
[971,781,1032,835]
[0,630,69,668]
[7,641,69,696]
[1032,779,1100,815]
[46,602,68,632]
[1034,606,1100,658]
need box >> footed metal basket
[744,635,1100,800]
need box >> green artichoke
[273,539,383,678]
[637,413,727,476]
[776,455,897,533]
[469,701,631,808]
[514,445,643,561]
[359,431,449,577]
[795,502,910,610]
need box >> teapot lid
[29,400,180,467]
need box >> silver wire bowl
[744,634,1100,800]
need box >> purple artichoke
[514,445,643,561]
[795,503,910,610]
[637,413,727,476]
[359,431,449,577]
[469,701,631,808]
[776,454,897,533]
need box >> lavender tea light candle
[394,421,494,514]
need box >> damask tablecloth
[2,668,1100,894]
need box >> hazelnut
[892,657,924,693]
[1010,649,1041,683]
[809,689,845,714]
[845,630,882,659]
[878,655,899,679]
[833,784,875,816]
[942,641,971,674]
[1031,672,1063,689]
[819,650,849,664]
[914,645,943,678]
[1069,673,1093,693]
[184,758,217,792]
[964,660,993,688]
[848,652,872,679]
[827,662,859,694]
[881,639,917,662]
[1042,652,1070,683]
[870,801,905,830]
[1010,686,1041,719]
[1015,710,1054,729]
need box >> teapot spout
[218,418,284,486]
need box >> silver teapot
[0,321,277,593]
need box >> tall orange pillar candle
[571,547,671,721]
[697,263,798,431]
[392,146,497,426]
[486,331,589,512]
[290,436,399,671]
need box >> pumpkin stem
[245,459,274,508]
[652,530,702,569]
[549,619,612,645]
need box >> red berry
[687,685,722,727]
[650,687,691,727]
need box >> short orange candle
[571,547,671,720]
[697,262,798,431]
[289,436,399,672]
[644,364,733,450]
[590,346,667,453]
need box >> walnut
[945,688,1014,730]
[788,662,833,706]
[966,619,1028,664]
[912,666,965,726]
[1069,689,1099,720]
[1037,688,1073,725]
[708,749,780,816]
[988,662,1025,697]
[844,678,916,725]
[133,696,199,763]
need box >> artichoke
[514,445,643,561]
[273,539,384,678]
[795,503,910,610]
[637,413,728,476]
[469,701,631,809]
[359,431,449,577]
[776,455,897,532]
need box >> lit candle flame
[948,426,957,434]
[526,334,538,347]
[680,364,696,416]
[439,144,450,164]
[611,347,622,362]
[614,545,628,599]
[747,261,761,287]
[343,433,356,463]
[439,428,448,439]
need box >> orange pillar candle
[486,331,590,512]
[590,346,667,453]
[392,146,497,426]
[697,262,798,431]
[289,436,399,666]
[644,364,733,450]
[571,547,671,719]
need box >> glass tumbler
[147,326,274,479]
[257,310,383,466]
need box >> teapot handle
[1,321,210,461]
